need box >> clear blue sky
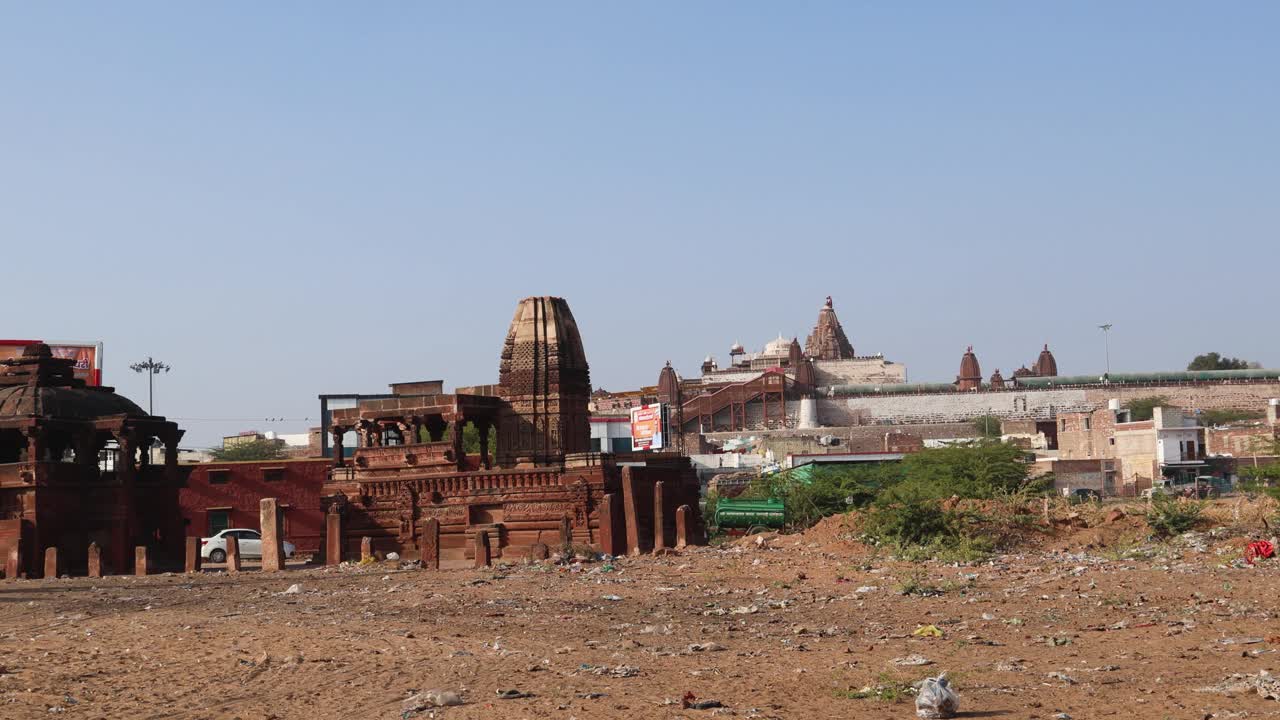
[3,3,1276,447]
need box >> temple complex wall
[819,388,1092,426]
[812,358,907,387]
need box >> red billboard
[0,340,103,386]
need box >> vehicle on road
[200,528,295,563]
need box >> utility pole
[129,356,171,416]
[1097,324,1113,378]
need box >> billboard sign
[630,403,667,452]
[0,339,103,386]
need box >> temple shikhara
[322,296,705,566]
[0,344,185,578]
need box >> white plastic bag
[916,673,959,719]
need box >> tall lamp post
[1097,324,1113,378]
[129,356,171,416]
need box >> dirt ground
[5,507,1280,719]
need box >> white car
[201,528,295,563]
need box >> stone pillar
[325,510,344,566]
[598,493,622,557]
[451,418,466,470]
[114,430,138,576]
[422,518,440,570]
[478,422,492,470]
[331,427,345,468]
[797,396,818,429]
[4,540,21,580]
[43,547,59,579]
[653,481,667,551]
[134,546,149,577]
[620,467,642,556]
[259,498,285,572]
[559,515,573,546]
[225,535,241,574]
[676,505,692,549]
[473,530,491,568]
[87,542,102,578]
[185,537,201,573]
[360,536,372,562]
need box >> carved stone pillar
[23,426,43,463]
[478,421,492,470]
[330,426,345,468]
[451,417,466,470]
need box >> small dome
[729,341,744,354]
[704,355,713,364]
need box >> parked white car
[201,528,295,563]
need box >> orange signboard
[0,340,102,386]
[630,403,667,451]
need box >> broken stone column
[422,518,440,570]
[87,542,102,578]
[325,510,344,566]
[559,515,573,546]
[5,538,23,580]
[598,493,622,556]
[43,546,59,579]
[473,530,491,568]
[676,504,692,549]
[259,498,285,572]
[620,467,642,556]
[360,536,372,562]
[134,546,149,577]
[184,537,201,574]
[225,535,241,574]
[653,481,667,552]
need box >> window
[262,467,285,483]
[610,437,632,453]
[1109,437,1115,446]
[208,509,230,535]
[209,470,230,485]
[1083,417,1092,430]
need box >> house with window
[180,458,330,554]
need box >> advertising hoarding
[630,403,667,451]
[0,339,103,386]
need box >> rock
[688,642,727,652]
[403,689,465,711]
[893,654,933,666]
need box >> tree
[971,414,1003,439]
[208,438,288,462]
[882,441,1040,502]
[1188,353,1253,371]
[1123,395,1169,422]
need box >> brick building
[181,458,330,554]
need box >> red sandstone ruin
[321,296,705,565]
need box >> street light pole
[129,356,171,416]
[1097,324,1113,378]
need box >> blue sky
[3,3,1276,446]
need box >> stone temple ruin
[323,296,705,566]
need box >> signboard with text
[630,403,667,452]
[0,339,103,386]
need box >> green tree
[972,414,1003,439]
[208,438,288,462]
[1187,353,1253,371]
[882,441,1040,502]
[1123,395,1169,422]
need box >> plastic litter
[386,552,400,561]
[681,691,724,710]
[913,624,944,638]
[915,673,959,719]
[402,689,464,711]
[1245,540,1274,564]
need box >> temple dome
[763,334,791,356]
[729,341,744,354]
[1034,344,1058,377]
[804,295,856,360]
[0,343,147,420]
[956,346,982,391]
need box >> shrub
[1145,494,1204,537]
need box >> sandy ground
[4,516,1280,719]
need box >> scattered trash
[681,691,724,710]
[913,625,944,638]
[1245,540,1275,564]
[915,673,959,719]
[688,642,727,653]
[1220,637,1265,645]
[281,584,301,595]
[1047,671,1077,685]
[580,664,639,678]
[893,654,933,666]
[601,594,623,602]
[495,689,533,700]
[855,586,879,594]
[386,552,400,561]
[1200,670,1280,700]
[402,689,464,712]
